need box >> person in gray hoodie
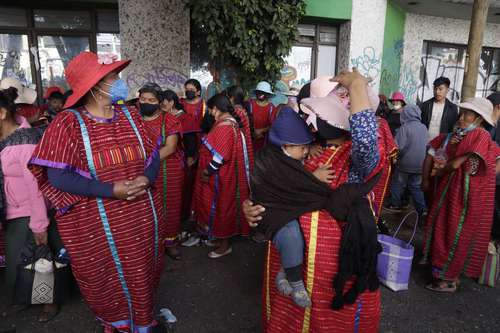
[389,104,428,217]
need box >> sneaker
[181,235,201,247]
[208,247,233,259]
[275,269,292,296]
[292,289,312,308]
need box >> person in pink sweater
[0,87,60,322]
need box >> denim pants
[272,220,304,270]
[391,170,427,216]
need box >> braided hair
[208,93,243,128]
[0,87,19,117]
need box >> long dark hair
[162,90,183,111]
[226,85,245,106]
[208,93,243,128]
[0,87,18,117]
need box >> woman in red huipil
[422,98,500,293]
[244,70,384,333]
[226,85,254,168]
[247,81,275,152]
[193,94,251,259]
[180,79,205,130]
[29,52,164,333]
[139,83,185,261]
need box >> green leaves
[189,0,306,89]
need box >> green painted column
[305,0,352,20]
[380,0,406,97]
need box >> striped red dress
[181,99,205,130]
[263,144,383,333]
[193,117,250,239]
[144,112,184,247]
[248,99,274,151]
[235,105,254,168]
[423,128,500,280]
[372,117,398,222]
[29,105,165,332]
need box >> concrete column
[461,0,490,100]
[348,0,387,92]
[118,0,190,95]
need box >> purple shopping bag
[377,211,418,291]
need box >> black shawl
[251,144,381,309]
[0,127,44,223]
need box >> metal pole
[461,0,490,101]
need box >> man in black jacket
[419,76,459,140]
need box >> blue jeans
[272,220,304,269]
[391,170,427,216]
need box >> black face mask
[140,103,159,117]
[316,117,348,141]
[185,91,197,100]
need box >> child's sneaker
[275,268,292,295]
[290,280,312,308]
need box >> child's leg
[273,220,311,307]
[407,173,427,217]
[272,220,304,282]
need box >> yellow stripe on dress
[302,211,319,333]
[265,241,271,321]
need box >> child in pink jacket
[0,87,60,322]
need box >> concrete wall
[400,13,500,103]
[349,0,387,92]
[118,0,190,95]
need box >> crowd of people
[0,50,499,333]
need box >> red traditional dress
[248,99,274,151]
[30,105,165,332]
[181,99,205,130]
[193,117,250,239]
[263,143,384,333]
[144,112,184,247]
[235,105,255,168]
[423,128,500,281]
[372,117,398,222]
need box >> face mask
[102,79,129,103]
[186,91,196,100]
[393,104,402,111]
[140,103,159,117]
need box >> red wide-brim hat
[63,52,130,108]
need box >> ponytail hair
[0,87,19,117]
[162,89,184,111]
[209,93,243,128]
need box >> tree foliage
[188,0,306,89]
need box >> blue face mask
[101,79,129,103]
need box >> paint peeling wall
[400,13,500,103]
[349,0,387,92]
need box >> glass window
[97,33,121,59]
[319,26,337,45]
[296,24,315,44]
[317,45,336,77]
[97,9,120,33]
[486,49,500,93]
[284,46,313,89]
[37,35,90,91]
[0,7,27,27]
[0,34,32,86]
[34,9,91,30]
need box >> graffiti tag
[351,46,381,82]
[126,66,188,92]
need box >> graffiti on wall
[126,65,188,94]
[351,46,381,84]
[418,55,499,103]
[380,38,404,96]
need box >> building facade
[0,0,499,102]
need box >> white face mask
[393,104,402,111]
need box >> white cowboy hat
[254,81,274,95]
[0,77,37,104]
[458,97,495,127]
